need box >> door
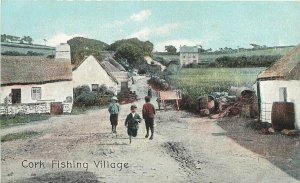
[50,102,63,115]
[121,82,128,92]
[11,89,21,104]
[279,87,287,102]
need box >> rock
[268,127,275,134]
[200,109,209,117]
[281,129,299,136]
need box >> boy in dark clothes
[142,96,156,140]
[125,105,142,144]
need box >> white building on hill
[179,46,199,66]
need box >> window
[183,56,185,58]
[92,84,99,92]
[31,87,41,100]
[279,87,287,102]
[193,55,196,58]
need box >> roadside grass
[1,131,41,142]
[72,105,109,115]
[0,114,51,129]
[168,67,265,99]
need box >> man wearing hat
[108,96,120,133]
[142,96,156,140]
[125,104,142,144]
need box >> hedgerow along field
[154,46,294,64]
[168,67,266,100]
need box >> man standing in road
[142,96,156,140]
[108,96,120,134]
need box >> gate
[50,102,63,115]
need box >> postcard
[1,1,299,183]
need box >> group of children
[108,96,155,144]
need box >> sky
[2,1,300,51]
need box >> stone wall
[0,102,72,115]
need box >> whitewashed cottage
[0,43,73,115]
[257,44,300,129]
[72,55,119,94]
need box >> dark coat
[125,113,142,129]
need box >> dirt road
[1,77,299,183]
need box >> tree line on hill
[67,37,153,70]
[1,34,33,44]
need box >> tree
[109,38,154,67]
[165,45,177,54]
[114,43,143,66]
[20,36,33,44]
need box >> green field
[199,47,294,63]
[168,67,266,99]
[154,46,294,63]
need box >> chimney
[55,43,71,61]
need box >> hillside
[67,37,109,66]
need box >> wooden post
[163,100,166,111]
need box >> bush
[98,84,115,95]
[73,85,96,106]
[73,85,114,107]
[74,91,96,107]
[215,55,282,67]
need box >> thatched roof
[100,51,126,71]
[258,44,300,80]
[144,56,166,71]
[1,56,72,85]
[100,61,121,73]
[73,52,125,72]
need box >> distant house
[72,55,119,94]
[257,44,300,129]
[179,46,199,66]
[0,43,73,115]
[144,56,166,72]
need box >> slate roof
[180,46,198,53]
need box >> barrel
[271,102,295,130]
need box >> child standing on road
[125,105,142,144]
[108,96,120,134]
[142,96,156,140]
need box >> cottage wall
[112,71,128,92]
[259,80,300,129]
[0,81,73,114]
[72,56,117,93]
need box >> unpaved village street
[1,78,299,183]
